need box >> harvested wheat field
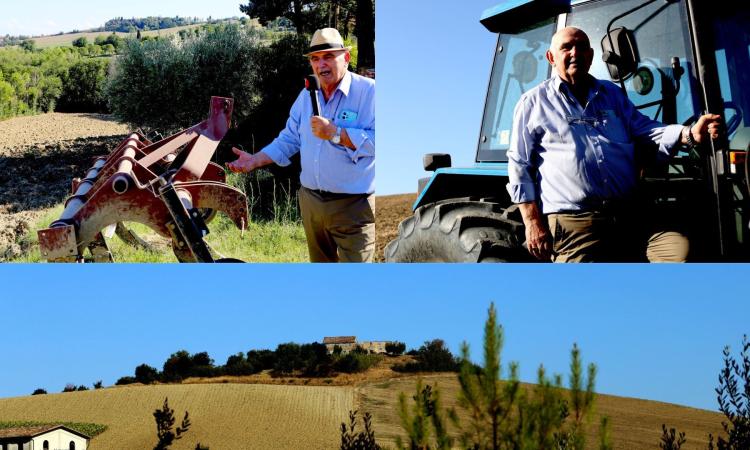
[359,374,724,450]
[0,369,726,450]
[374,193,416,262]
[0,383,354,449]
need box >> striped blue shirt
[507,74,683,214]
[261,71,375,194]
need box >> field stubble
[359,374,724,450]
[0,384,354,449]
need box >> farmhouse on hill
[322,336,391,354]
[0,424,89,450]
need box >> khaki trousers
[546,209,689,263]
[298,187,375,263]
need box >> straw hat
[304,28,351,56]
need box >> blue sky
[378,0,503,194]
[1,263,748,414]
[0,1,244,37]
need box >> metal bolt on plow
[37,96,248,263]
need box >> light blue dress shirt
[261,71,375,195]
[507,74,683,214]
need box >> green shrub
[393,339,460,373]
[135,363,160,384]
[107,25,262,135]
[270,342,336,376]
[72,37,88,48]
[247,349,277,371]
[20,40,36,52]
[161,350,216,381]
[224,353,257,376]
[115,376,137,385]
[335,353,383,374]
[386,342,406,356]
[57,58,109,112]
[272,342,303,375]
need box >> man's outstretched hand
[226,147,272,173]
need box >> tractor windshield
[476,20,556,163]
[566,0,698,127]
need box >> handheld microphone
[304,75,321,117]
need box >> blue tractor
[385,0,750,262]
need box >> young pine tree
[396,302,611,450]
[153,397,191,450]
[396,379,452,450]
[340,410,381,450]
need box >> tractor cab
[391,0,750,262]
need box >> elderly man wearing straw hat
[227,28,375,263]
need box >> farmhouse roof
[323,336,356,344]
[0,424,89,440]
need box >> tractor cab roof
[480,0,571,33]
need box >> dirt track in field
[0,113,129,260]
[374,193,415,262]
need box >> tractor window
[476,20,556,162]
[710,5,750,142]
[567,0,699,127]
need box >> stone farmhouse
[323,336,392,354]
[0,425,89,450]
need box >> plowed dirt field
[0,113,129,260]
[374,193,415,262]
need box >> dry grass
[358,373,725,450]
[182,355,418,387]
[0,365,728,449]
[30,25,205,49]
[0,383,354,450]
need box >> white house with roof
[0,425,89,450]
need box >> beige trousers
[547,210,689,263]
[298,187,375,263]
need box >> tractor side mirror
[423,153,452,172]
[601,27,639,82]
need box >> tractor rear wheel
[384,199,532,262]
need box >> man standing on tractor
[507,26,721,262]
[226,28,375,262]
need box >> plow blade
[38,96,248,263]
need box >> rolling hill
[0,372,725,449]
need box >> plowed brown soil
[0,113,129,260]
[374,193,415,262]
